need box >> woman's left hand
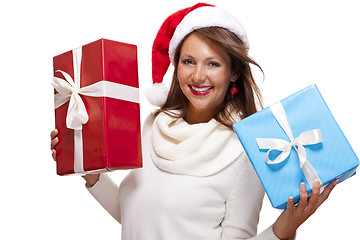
[273,179,338,239]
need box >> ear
[231,72,240,82]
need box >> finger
[50,129,58,139]
[317,179,338,207]
[297,182,308,211]
[286,196,295,215]
[307,179,321,212]
[50,137,58,150]
[52,149,57,161]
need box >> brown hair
[155,27,264,129]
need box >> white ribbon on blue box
[233,84,359,209]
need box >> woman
[50,3,336,239]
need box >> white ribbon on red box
[51,47,139,173]
[256,102,324,192]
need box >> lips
[189,85,213,96]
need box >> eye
[209,61,220,67]
[181,59,195,65]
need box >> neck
[185,107,215,124]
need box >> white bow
[256,102,324,191]
[51,70,140,130]
[52,70,89,130]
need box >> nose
[191,64,206,83]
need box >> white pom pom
[144,83,170,107]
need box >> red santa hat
[146,3,249,106]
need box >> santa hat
[145,3,249,107]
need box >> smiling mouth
[188,85,213,96]
[189,85,213,92]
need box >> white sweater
[87,113,282,240]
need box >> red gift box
[52,38,142,175]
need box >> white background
[1,0,359,239]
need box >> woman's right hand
[50,129,100,187]
[50,129,59,161]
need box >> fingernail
[300,182,306,192]
[313,179,320,189]
[288,196,294,203]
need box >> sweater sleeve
[86,173,121,224]
[221,153,292,240]
[84,114,156,226]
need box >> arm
[221,152,337,240]
[50,129,121,223]
[85,173,122,224]
[83,113,156,225]
[83,174,100,187]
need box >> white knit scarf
[151,112,244,177]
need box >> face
[177,32,237,123]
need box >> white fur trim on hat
[168,6,249,64]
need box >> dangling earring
[230,81,238,95]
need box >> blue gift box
[233,84,359,209]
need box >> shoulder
[142,112,156,132]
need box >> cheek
[176,66,187,82]
[212,72,232,90]
[176,75,187,97]
[176,67,189,90]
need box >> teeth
[190,85,212,91]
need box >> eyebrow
[180,54,222,62]
[180,54,194,59]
